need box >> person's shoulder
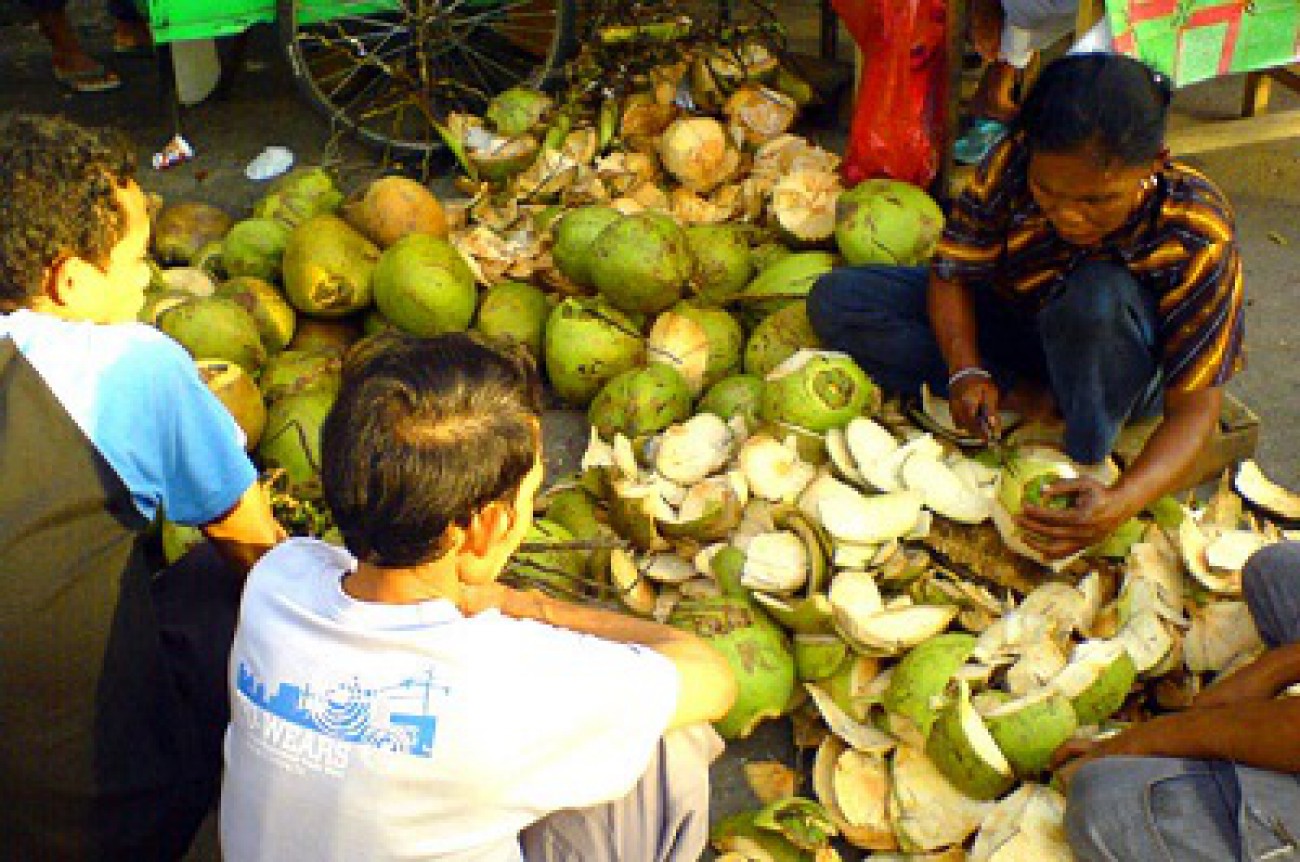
[244,537,353,601]
[1160,161,1236,237]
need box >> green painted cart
[143,0,579,154]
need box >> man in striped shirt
[809,53,1244,560]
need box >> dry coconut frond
[770,170,842,244]
[726,85,799,147]
[513,149,580,201]
[744,760,799,804]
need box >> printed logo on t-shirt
[235,662,449,774]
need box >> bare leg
[34,8,121,89]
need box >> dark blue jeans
[22,0,144,23]
[806,262,1163,464]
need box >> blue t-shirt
[0,309,257,525]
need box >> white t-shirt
[220,539,680,862]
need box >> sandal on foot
[953,117,1008,166]
[53,63,122,93]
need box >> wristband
[947,366,992,389]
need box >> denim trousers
[1066,542,1300,862]
[806,262,1163,464]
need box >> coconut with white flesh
[969,783,1072,862]
[660,477,744,541]
[924,680,1016,800]
[889,743,993,852]
[654,413,734,485]
[739,434,817,503]
[1184,601,1264,674]
[796,470,862,524]
[1235,459,1300,520]
[900,451,992,524]
[813,735,899,851]
[843,416,900,489]
[820,488,924,545]
[647,311,711,396]
[1205,529,1270,574]
[981,689,1078,777]
[1016,582,1093,639]
[1050,639,1138,725]
[824,426,867,486]
[880,633,978,736]
[740,531,809,594]
[840,603,960,657]
[1178,513,1243,594]
[805,683,897,753]
[658,116,741,193]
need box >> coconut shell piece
[889,744,993,852]
[1184,601,1264,674]
[744,761,799,805]
[1235,459,1300,521]
[969,783,1072,862]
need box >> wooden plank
[1243,71,1272,118]
[1167,108,1300,156]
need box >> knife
[978,405,1018,476]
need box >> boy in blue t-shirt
[0,113,284,860]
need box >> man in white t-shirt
[220,331,738,862]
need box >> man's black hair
[0,113,136,310]
[321,331,544,568]
[1014,53,1173,166]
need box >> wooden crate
[1112,392,1260,492]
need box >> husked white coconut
[738,434,817,502]
[654,412,734,485]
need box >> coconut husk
[670,187,734,225]
[919,519,1071,595]
[744,761,799,804]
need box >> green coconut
[256,388,337,499]
[139,290,193,326]
[222,218,293,282]
[473,280,551,358]
[282,215,381,317]
[196,359,267,450]
[152,201,233,265]
[543,297,645,405]
[882,632,978,737]
[258,347,343,404]
[1052,639,1138,726]
[551,205,622,288]
[685,223,755,304]
[253,166,344,228]
[157,297,267,375]
[669,595,796,740]
[924,680,1016,801]
[759,350,879,433]
[362,308,399,338]
[371,234,477,336]
[216,276,297,354]
[588,212,694,315]
[509,518,586,593]
[539,486,615,580]
[485,87,553,136]
[734,251,835,318]
[743,301,820,378]
[834,179,945,266]
[983,690,1079,777]
[750,242,793,272]
[996,457,1080,516]
[588,364,693,440]
[288,316,363,353]
[794,633,851,683]
[671,301,744,389]
[697,374,764,429]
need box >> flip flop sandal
[53,63,122,93]
[953,117,1008,166]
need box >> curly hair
[0,113,137,311]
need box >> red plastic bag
[834,0,948,188]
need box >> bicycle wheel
[281,0,578,155]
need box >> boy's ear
[463,501,513,557]
[36,257,73,307]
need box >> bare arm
[928,273,1001,437]
[1020,386,1221,558]
[201,481,287,575]
[465,585,738,731]
[1194,643,1300,709]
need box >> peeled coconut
[258,347,342,404]
[253,166,344,228]
[671,301,744,389]
[372,234,477,336]
[647,310,711,396]
[655,412,734,485]
[473,280,551,358]
[157,296,267,375]
[759,350,879,433]
[835,179,945,266]
[668,596,796,739]
[341,175,448,247]
[588,364,694,440]
[743,301,821,379]
[685,224,754,305]
[281,215,380,317]
[551,205,622,288]
[222,217,293,281]
[770,170,842,246]
[543,297,645,405]
[256,388,337,499]
[153,201,233,265]
[725,84,799,147]
[698,373,764,429]
[658,116,741,193]
[588,212,694,315]
[215,276,297,354]
[195,359,267,450]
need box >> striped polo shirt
[932,134,1245,393]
